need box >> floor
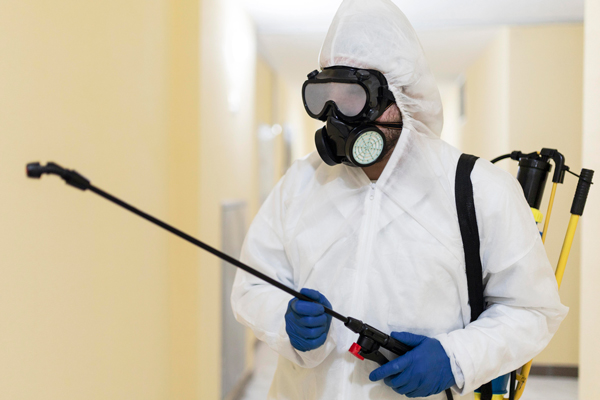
[520,376,578,400]
[240,342,578,400]
[240,341,279,400]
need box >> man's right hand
[285,288,332,352]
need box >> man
[231,0,567,398]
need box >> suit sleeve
[230,166,337,369]
[435,161,568,394]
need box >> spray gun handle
[385,335,412,356]
[345,317,412,365]
[350,335,390,365]
[349,332,412,365]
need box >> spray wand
[26,161,411,366]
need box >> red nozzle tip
[349,343,364,360]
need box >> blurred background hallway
[1,0,599,399]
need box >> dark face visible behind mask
[376,104,403,160]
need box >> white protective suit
[231,0,568,399]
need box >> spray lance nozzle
[26,162,90,190]
[26,162,46,178]
[26,161,413,367]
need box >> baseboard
[529,365,578,377]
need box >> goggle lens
[304,82,368,118]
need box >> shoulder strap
[455,154,493,400]
[455,154,485,321]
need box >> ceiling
[240,0,584,85]
[242,0,584,34]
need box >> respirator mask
[302,66,403,167]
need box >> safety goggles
[302,66,396,122]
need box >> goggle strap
[375,122,404,130]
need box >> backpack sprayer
[477,149,594,400]
[24,163,411,368]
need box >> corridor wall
[461,24,584,367]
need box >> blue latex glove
[285,288,332,352]
[369,332,455,398]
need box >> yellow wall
[197,0,258,398]
[462,29,511,161]
[462,24,584,366]
[0,1,171,399]
[255,59,320,181]
[166,2,201,399]
[507,25,584,366]
[0,0,261,399]
[580,0,600,396]
[256,57,275,127]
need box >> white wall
[579,0,600,396]
[438,79,464,149]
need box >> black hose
[445,388,453,400]
[491,154,512,164]
[509,370,516,400]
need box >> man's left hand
[369,332,455,397]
